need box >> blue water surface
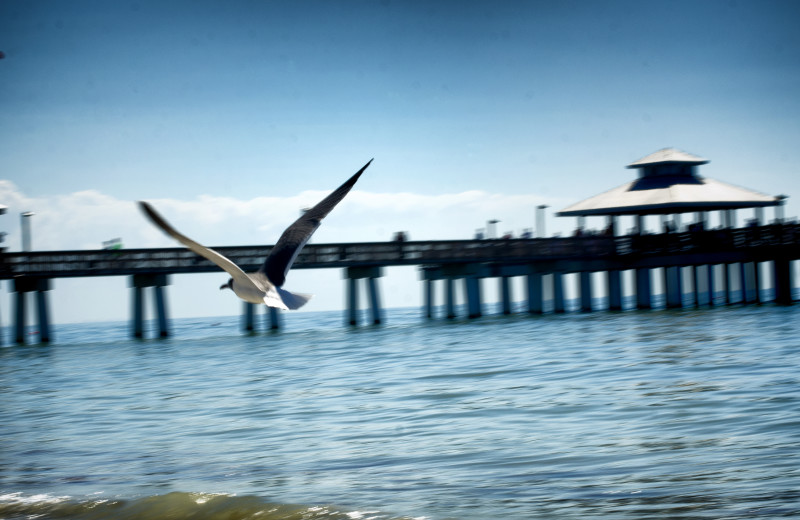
[1,304,799,519]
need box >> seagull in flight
[139,159,372,310]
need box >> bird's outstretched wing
[260,159,372,287]
[138,201,260,292]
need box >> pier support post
[243,302,255,331]
[14,289,26,344]
[692,266,701,307]
[708,265,716,306]
[773,258,793,305]
[347,277,359,326]
[579,271,592,312]
[724,263,733,305]
[132,285,144,338]
[268,306,281,330]
[500,276,512,314]
[607,270,622,311]
[754,262,762,304]
[345,267,383,326]
[243,302,281,332]
[368,276,382,324]
[424,279,434,319]
[739,262,748,303]
[527,271,543,314]
[130,274,170,338]
[636,268,651,310]
[154,284,169,337]
[35,289,51,343]
[465,276,482,318]
[553,273,565,313]
[445,278,456,319]
[665,266,682,309]
[13,278,52,344]
[742,262,758,304]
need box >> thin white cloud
[0,180,573,252]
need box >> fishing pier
[3,224,799,343]
[3,148,798,343]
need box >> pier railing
[2,223,799,280]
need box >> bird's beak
[220,283,228,290]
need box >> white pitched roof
[558,176,779,216]
[627,147,709,168]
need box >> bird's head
[220,278,233,291]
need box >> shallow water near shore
[2,304,799,519]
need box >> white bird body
[139,160,371,310]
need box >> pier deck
[3,224,799,279]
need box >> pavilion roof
[627,147,709,168]
[558,176,779,217]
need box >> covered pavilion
[557,148,786,235]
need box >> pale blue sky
[2,0,800,323]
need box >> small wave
[0,492,420,520]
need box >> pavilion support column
[636,268,651,310]
[665,266,682,309]
[773,258,793,305]
[500,276,512,315]
[726,209,736,228]
[695,211,708,230]
[579,271,592,312]
[606,215,618,236]
[607,270,622,311]
[553,273,565,313]
[527,270,543,314]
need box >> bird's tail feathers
[264,287,313,311]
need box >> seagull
[138,159,372,310]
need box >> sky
[1,0,800,325]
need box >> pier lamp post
[536,205,548,238]
[21,211,34,252]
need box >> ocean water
[1,303,799,520]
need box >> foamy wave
[0,491,418,520]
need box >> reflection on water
[1,305,799,519]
